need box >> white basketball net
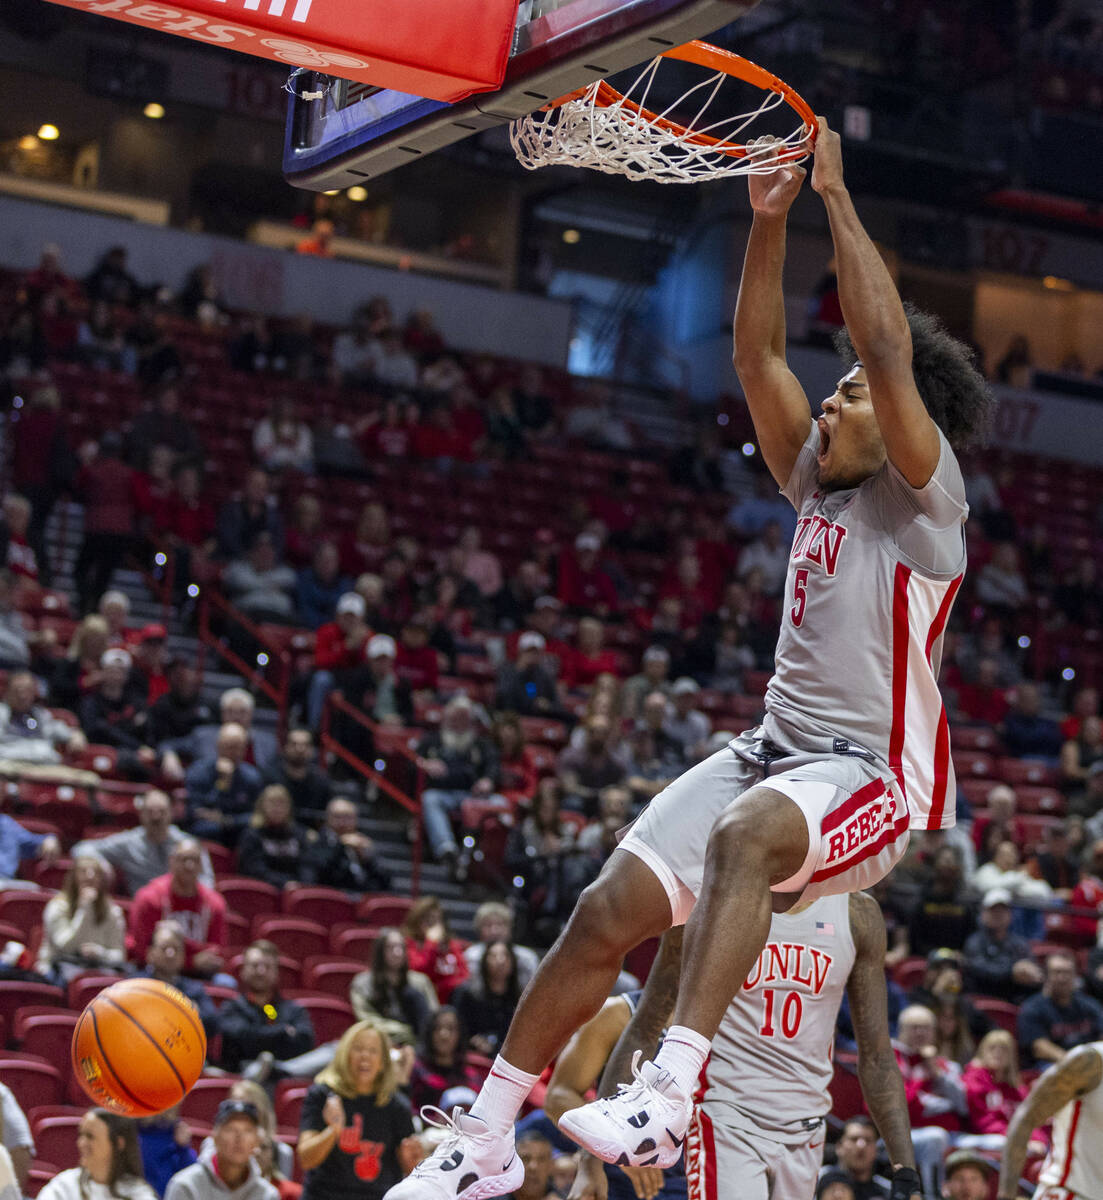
[510,54,812,183]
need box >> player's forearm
[858,1051,916,1170]
[599,929,683,1097]
[819,184,910,366]
[545,1083,587,1124]
[733,213,789,371]
[997,1109,1034,1200]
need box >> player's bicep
[738,360,815,488]
[862,358,941,489]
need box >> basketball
[71,978,207,1117]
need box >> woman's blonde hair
[315,1019,396,1104]
[229,1079,276,1134]
[68,616,110,661]
[974,1028,1021,1087]
[251,784,293,829]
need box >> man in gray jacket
[164,1100,277,1200]
[0,671,85,765]
[73,789,213,895]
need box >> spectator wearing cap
[664,677,711,763]
[184,722,264,846]
[962,889,1044,1002]
[621,646,672,720]
[295,542,349,631]
[494,632,558,716]
[415,696,500,873]
[395,616,439,697]
[816,1169,857,1200]
[906,949,994,1046]
[79,649,184,782]
[307,592,370,730]
[819,1117,889,1200]
[1017,952,1103,1066]
[356,634,414,726]
[187,689,279,772]
[940,1149,994,1200]
[303,797,391,893]
[561,617,620,692]
[557,533,619,615]
[216,940,316,1074]
[262,729,333,820]
[0,668,86,766]
[129,625,171,705]
[164,1099,277,1200]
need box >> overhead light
[562,228,581,244]
[18,135,38,151]
[37,124,59,141]
[347,185,368,202]
[143,102,165,120]
[323,189,340,196]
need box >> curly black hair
[832,304,995,450]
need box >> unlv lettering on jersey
[742,943,833,994]
[791,515,848,576]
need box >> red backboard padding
[43,0,520,103]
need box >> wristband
[890,1167,923,1200]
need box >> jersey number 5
[790,569,809,627]
[759,988,804,1039]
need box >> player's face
[816,366,886,491]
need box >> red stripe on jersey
[819,778,887,835]
[808,814,910,885]
[924,574,962,829]
[888,564,912,801]
[924,574,963,663]
[1059,1100,1083,1188]
[693,1052,711,1106]
[701,1108,718,1200]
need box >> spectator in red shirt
[657,552,713,630]
[961,1030,1045,1155]
[73,432,136,614]
[561,617,620,691]
[1,494,39,590]
[557,533,619,615]
[10,383,71,585]
[1062,686,1100,742]
[395,615,439,697]
[129,624,171,706]
[401,896,470,1004]
[128,838,228,979]
[413,404,471,466]
[356,399,415,461]
[448,385,487,450]
[492,714,539,801]
[956,658,1010,727]
[134,443,177,541]
[307,592,370,729]
[339,502,391,578]
[1067,839,1103,942]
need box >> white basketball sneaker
[559,1053,692,1168]
[383,1108,523,1200]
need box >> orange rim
[544,40,817,161]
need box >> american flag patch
[816,921,835,935]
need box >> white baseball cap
[575,533,601,552]
[101,648,133,670]
[518,632,546,652]
[336,592,366,618]
[367,634,397,659]
[671,677,700,696]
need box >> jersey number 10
[759,988,804,1039]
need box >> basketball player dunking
[568,893,916,1200]
[999,1043,1103,1200]
[386,118,993,1200]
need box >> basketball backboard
[283,0,761,190]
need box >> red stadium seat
[283,996,356,1044]
[21,798,92,847]
[181,1077,240,1124]
[828,1055,865,1123]
[997,758,1060,789]
[0,1056,64,1110]
[29,858,71,891]
[219,878,282,923]
[224,912,251,949]
[204,985,239,1010]
[252,917,329,962]
[16,1014,78,1063]
[202,842,236,878]
[275,1082,310,1125]
[950,727,1002,752]
[27,1162,62,1197]
[358,896,415,929]
[1043,911,1095,949]
[66,974,124,1012]
[301,958,363,1000]
[0,891,52,931]
[1015,786,1065,815]
[1020,815,1062,846]
[330,927,379,961]
[0,984,64,1037]
[972,998,1019,1035]
[518,718,567,748]
[952,750,997,779]
[282,887,357,926]
[959,778,1000,808]
[227,952,300,991]
[891,957,928,991]
[28,1116,81,1170]
[623,938,660,985]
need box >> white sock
[468,1056,540,1135]
[653,1026,711,1095]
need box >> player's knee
[568,879,636,957]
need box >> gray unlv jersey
[758,422,968,831]
[698,893,854,1142]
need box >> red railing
[320,691,423,897]
[197,590,293,735]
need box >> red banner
[45,0,519,102]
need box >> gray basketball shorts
[618,733,910,924]
[685,1105,826,1200]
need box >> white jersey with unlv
[1036,1041,1103,1200]
[758,422,968,831]
[700,893,854,1140]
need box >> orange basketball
[71,978,207,1117]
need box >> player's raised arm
[846,893,922,1200]
[811,118,941,488]
[732,145,815,488]
[997,1045,1103,1200]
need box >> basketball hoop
[510,41,817,184]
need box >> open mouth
[817,418,831,464]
